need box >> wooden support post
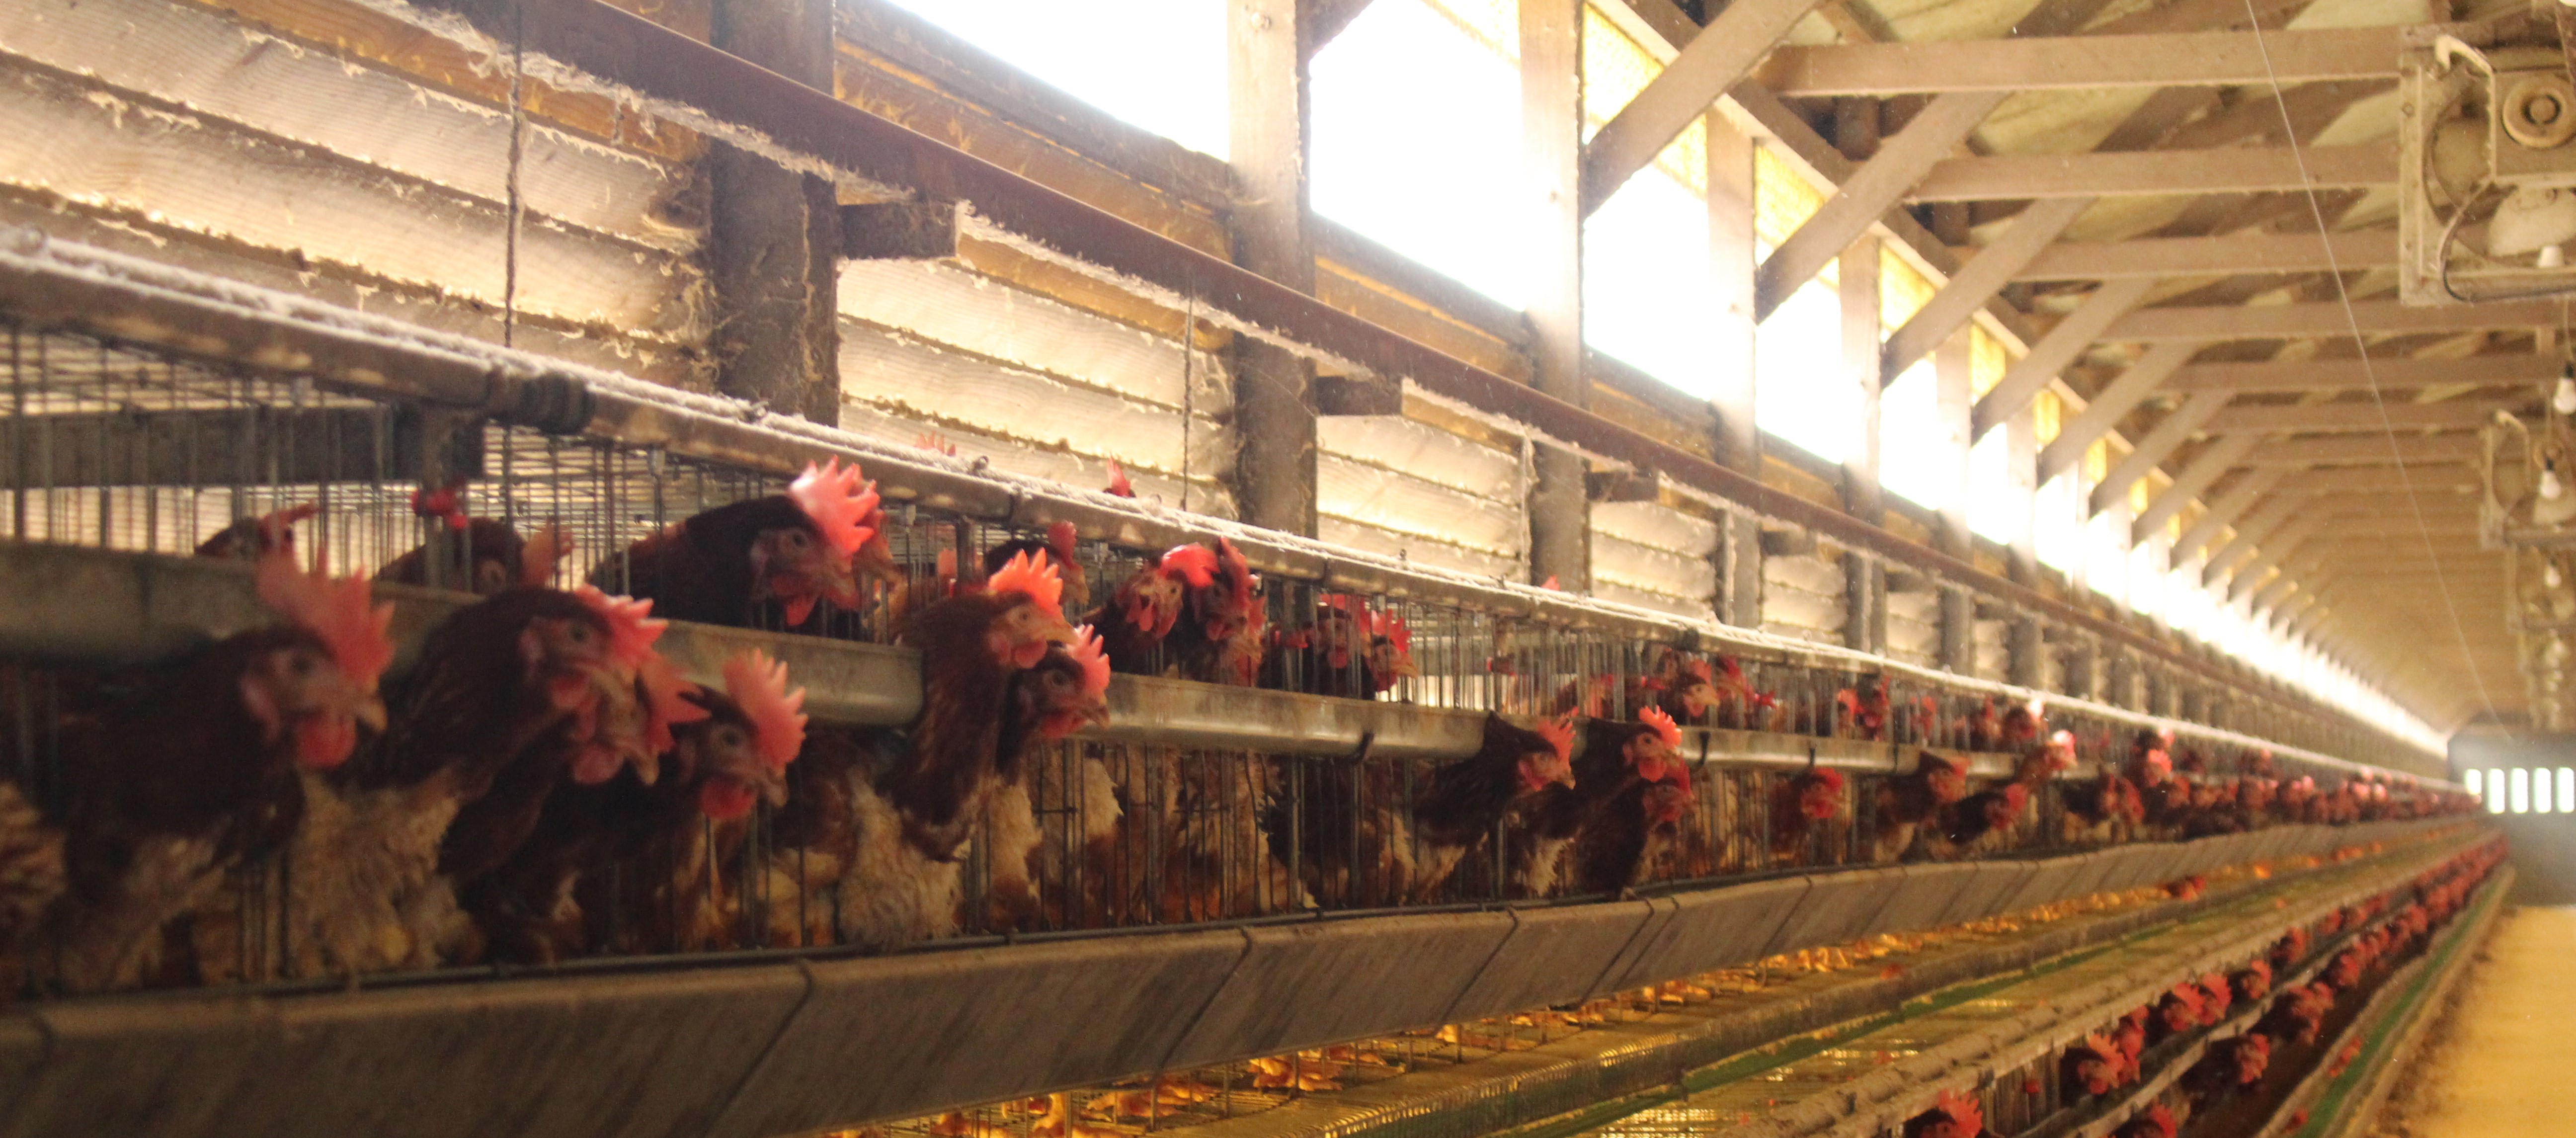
[1934,327,1975,672]
[1841,237,1885,654]
[1524,0,1588,589]
[2009,616,2046,689]
[1228,0,1320,535]
[709,0,840,423]
[1709,110,1764,625]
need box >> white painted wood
[1590,499,1721,558]
[837,321,1233,483]
[1316,453,1523,555]
[1591,529,1717,600]
[1595,580,1713,622]
[839,258,1227,412]
[1318,516,1524,580]
[1316,415,1521,500]
[1764,551,1848,597]
[0,0,691,251]
[834,400,1236,519]
[1975,620,2010,681]
[1759,26,2406,96]
[0,57,695,337]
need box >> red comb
[2003,784,2029,814]
[571,586,668,669]
[724,648,807,771]
[988,549,1065,618]
[1046,521,1079,560]
[639,653,710,756]
[1376,610,1412,654]
[409,481,469,532]
[521,521,575,588]
[255,551,395,690]
[1683,658,1713,682]
[1933,1088,1984,1137]
[1534,714,1575,763]
[1640,706,1683,750]
[1160,544,1219,587]
[1070,624,1112,699]
[1104,458,1136,497]
[1815,767,1847,792]
[787,457,882,559]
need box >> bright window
[1966,426,2020,544]
[885,0,1228,158]
[2035,473,2083,573]
[1756,281,1856,463]
[1877,361,1951,510]
[1585,172,1715,395]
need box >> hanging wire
[2240,0,2509,732]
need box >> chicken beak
[356,693,388,733]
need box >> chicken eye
[782,529,810,551]
[718,727,748,749]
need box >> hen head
[1796,768,1848,820]
[246,552,394,770]
[1626,707,1685,784]
[1643,779,1693,826]
[2072,1035,2122,1095]
[1669,657,1719,718]
[683,649,808,820]
[756,457,885,626]
[985,551,1077,667]
[1984,784,2029,830]
[237,639,386,771]
[1919,754,1970,805]
[1907,1089,1984,1138]
[1363,610,1416,693]
[1194,539,1264,649]
[1025,626,1114,740]
[1524,715,1578,794]
[1118,544,1213,639]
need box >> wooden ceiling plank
[2134,433,2260,541]
[2037,339,2203,480]
[1970,277,2157,439]
[2165,353,2555,393]
[2174,465,2285,556]
[1578,0,1831,216]
[2090,389,2234,513]
[2013,229,2397,281]
[1883,196,2092,377]
[1755,90,2008,319]
[2106,298,2564,340]
[1758,25,2409,96]
[2203,397,2522,434]
[1910,145,2392,202]
[2235,432,2482,465]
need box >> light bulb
[2555,366,2576,414]
[2543,245,2568,268]
[2546,468,2566,500]
[2550,564,2565,588]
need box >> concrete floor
[2375,907,2576,1138]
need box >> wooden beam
[1229,0,1322,536]
[1883,197,2091,378]
[2134,433,2260,542]
[1524,0,1588,590]
[2226,515,2329,600]
[2164,353,2556,393]
[2105,298,2567,341]
[2269,464,2480,493]
[2203,398,2522,434]
[2016,229,2397,281]
[1843,237,1886,524]
[1757,26,2409,96]
[1910,145,2392,202]
[1710,109,1764,626]
[2237,433,2483,466]
[1755,91,2006,320]
[1578,0,1830,216]
[2202,499,2313,584]
[1971,277,2156,439]
[709,0,842,423]
[2091,390,2234,514]
[2188,485,2302,564]
[2036,339,2202,481]
[1297,0,1376,60]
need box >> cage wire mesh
[0,316,2441,998]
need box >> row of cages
[0,322,2475,998]
[823,837,2506,1138]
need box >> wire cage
[0,312,2467,1001]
